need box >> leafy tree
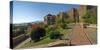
[83,9,97,24]
[61,23,68,29]
[49,30,63,39]
[55,12,71,29]
[30,27,46,42]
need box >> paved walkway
[70,23,92,45]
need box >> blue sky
[11,1,80,24]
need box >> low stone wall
[87,24,97,28]
[13,34,29,48]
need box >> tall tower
[73,8,79,23]
[78,5,87,23]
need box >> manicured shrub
[49,30,63,39]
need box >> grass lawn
[60,29,72,39]
[20,37,56,48]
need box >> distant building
[43,5,97,25]
[44,14,56,25]
[65,5,96,23]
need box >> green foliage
[83,10,97,24]
[61,23,68,29]
[44,24,48,28]
[30,28,46,42]
[49,30,63,39]
[55,13,72,29]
